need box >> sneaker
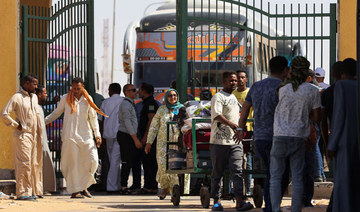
[212,202,224,211]
[236,201,254,211]
[314,176,323,182]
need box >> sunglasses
[126,88,137,92]
[168,94,177,97]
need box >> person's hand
[95,137,102,148]
[140,136,147,146]
[17,122,22,131]
[233,129,244,144]
[228,122,238,131]
[144,143,152,154]
[53,95,60,104]
[133,137,143,149]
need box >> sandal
[81,190,93,198]
[120,188,130,195]
[71,192,85,199]
[236,201,254,211]
[17,195,36,201]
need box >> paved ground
[0,193,330,211]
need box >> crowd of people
[0,55,359,212]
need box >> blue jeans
[313,135,325,178]
[255,140,289,212]
[270,136,305,212]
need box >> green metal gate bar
[21,0,95,178]
[176,0,337,102]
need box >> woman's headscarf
[279,56,310,92]
[164,89,184,110]
[67,87,107,117]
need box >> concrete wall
[338,0,356,60]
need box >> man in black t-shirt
[133,83,160,194]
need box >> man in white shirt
[315,67,330,89]
[210,72,253,211]
[45,77,105,198]
[99,83,124,193]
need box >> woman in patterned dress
[144,89,183,199]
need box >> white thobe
[45,94,100,194]
[0,88,43,197]
[99,94,124,191]
[38,105,56,192]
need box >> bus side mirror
[122,54,134,74]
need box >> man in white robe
[45,77,104,198]
[36,85,56,194]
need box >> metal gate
[21,0,95,177]
[176,0,337,102]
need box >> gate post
[87,0,95,96]
[176,0,188,103]
[22,5,28,78]
[329,3,337,83]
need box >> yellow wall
[0,1,19,169]
[338,0,357,60]
[0,0,51,170]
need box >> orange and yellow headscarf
[66,87,107,117]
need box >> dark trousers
[131,147,142,189]
[210,144,244,200]
[255,139,290,212]
[303,144,315,205]
[117,131,136,188]
[142,140,158,190]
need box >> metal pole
[87,0,95,96]
[329,4,337,84]
[176,0,188,103]
[357,0,360,160]
[111,0,116,83]
[22,6,29,79]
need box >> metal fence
[21,0,94,177]
[176,0,337,102]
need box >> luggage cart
[166,118,266,208]
[166,118,212,207]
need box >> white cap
[315,67,325,78]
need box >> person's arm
[145,108,161,154]
[234,101,252,144]
[141,112,156,145]
[88,101,102,148]
[320,108,329,147]
[0,94,21,130]
[310,107,321,124]
[121,101,142,148]
[214,115,237,129]
[44,95,66,125]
